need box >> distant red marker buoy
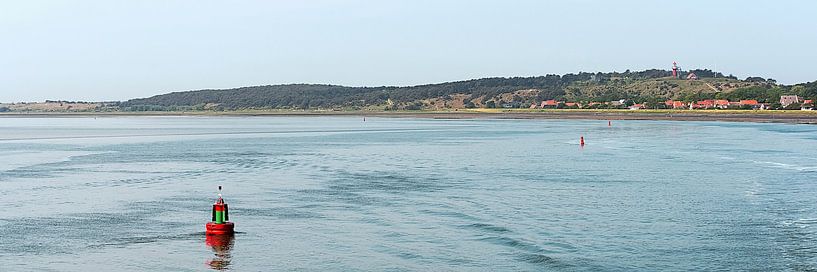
[206,186,234,235]
[608,120,611,127]
[580,136,585,146]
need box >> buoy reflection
[205,234,234,270]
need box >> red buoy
[608,120,611,127]
[206,186,235,235]
[206,222,235,235]
[580,136,585,146]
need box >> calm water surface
[1,116,815,271]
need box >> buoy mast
[212,186,228,223]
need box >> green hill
[120,69,816,111]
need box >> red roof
[565,102,577,107]
[740,100,758,105]
[690,100,716,109]
[542,100,558,106]
[714,100,729,106]
[805,100,813,104]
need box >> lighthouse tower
[672,62,679,78]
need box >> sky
[1,0,816,102]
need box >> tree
[790,86,807,96]
[485,100,496,108]
[404,102,423,110]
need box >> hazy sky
[1,0,815,102]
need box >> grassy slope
[448,77,761,110]
[559,77,754,102]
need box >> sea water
[0,116,815,271]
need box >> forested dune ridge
[117,69,816,111]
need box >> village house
[665,100,687,109]
[780,95,802,107]
[540,100,558,108]
[540,98,802,111]
[686,72,698,80]
[531,98,801,110]
[714,100,730,109]
[803,99,814,110]
[693,100,715,109]
[739,100,758,106]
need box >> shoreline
[1,110,816,124]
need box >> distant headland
[2,66,816,124]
